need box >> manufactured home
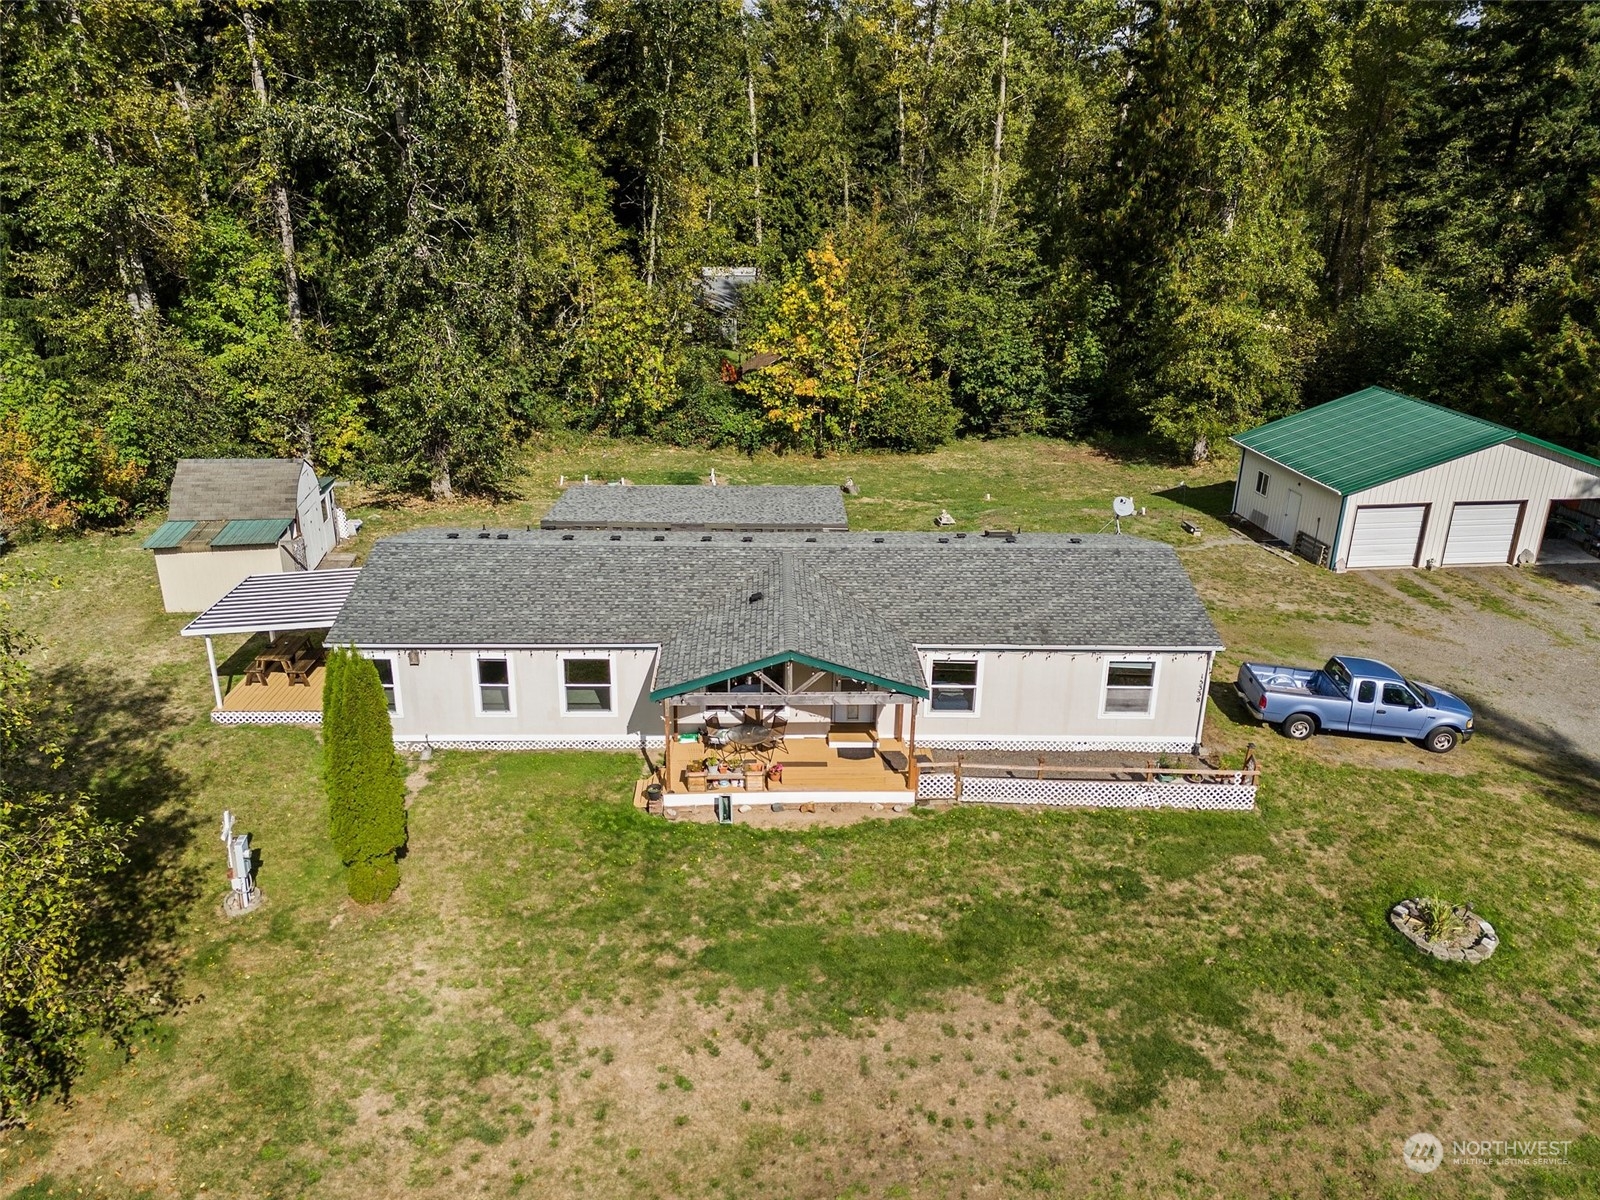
[304,531,1222,795]
[1232,387,1600,570]
[145,458,342,611]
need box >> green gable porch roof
[1231,387,1517,496]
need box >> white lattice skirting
[918,774,1255,811]
[916,735,1197,753]
[392,735,666,752]
[210,710,322,727]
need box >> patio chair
[766,715,789,752]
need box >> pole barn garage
[1230,388,1600,571]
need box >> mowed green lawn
[1,437,1597,1199]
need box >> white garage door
[1442,501,1521,565]
[1346,505,1426,568]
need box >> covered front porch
[651,659,930,804]
[180,570,361,725]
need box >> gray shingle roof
[328,533,1223,683]
[168,459,306,522]
[540,484,848,531]
[653,553,928,695]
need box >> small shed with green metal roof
[1230,387,1600,571]
[145,458,344,611]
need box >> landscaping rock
[1389,897,1498,964]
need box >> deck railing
[917,754,1260,811]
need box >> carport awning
[181,569,361,637]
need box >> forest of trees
[1,0,1597,528]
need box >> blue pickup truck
[1235,656,1474,753]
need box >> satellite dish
[1112,496,1136,517]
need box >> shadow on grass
[1155,480,1235,518]
[34,663,204,1022]
[1207,680,1267,735]
[1468,697,1600,824]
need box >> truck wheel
[1424,727,1459,754]
[1281,714,1317,741]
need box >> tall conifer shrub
[322,647,407,902]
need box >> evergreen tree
[321,648,407,904]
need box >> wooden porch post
[661,701,672,783]
[204,636,223,710]
[906,701,919,792]
[894,703,904,742]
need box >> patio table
[713,723,779,764]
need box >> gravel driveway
[1188,539,1600,780]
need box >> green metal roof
[1232,387,1517,496]
[1512,432,1600,473]
[209,517,293,547]
[143,519,196,549]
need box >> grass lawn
[1,437,1597,1198]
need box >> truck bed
[1240,663,1328,696]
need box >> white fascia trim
[346,642,660,652]
[1225,443,1345,499]
[912,644,1226,654]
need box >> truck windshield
[1408,680,1436,706]
[1323,658,1352,697]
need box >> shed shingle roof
[327,533,1223,680]
[168,458,306,522]
[540,484,848,531]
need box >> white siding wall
[1233,449,1343,550]
[359,646,1216,752]
[155,546,286,612]
[377,647,660,745]
[912,649,1212,750]
[293,464,339,568]
[1335,441,1600,570]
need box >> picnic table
[245,636,317,686]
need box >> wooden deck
[663,736,912,795]
[220,664,326,713]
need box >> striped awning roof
[181,570,361,637]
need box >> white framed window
[928,657,979,714]
[1101,659,1157,718]
[1255,470,1270,496]
[320,496,331,523]
[559,654,614,714]
[474,654,515,716]
[365,653,401,716]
